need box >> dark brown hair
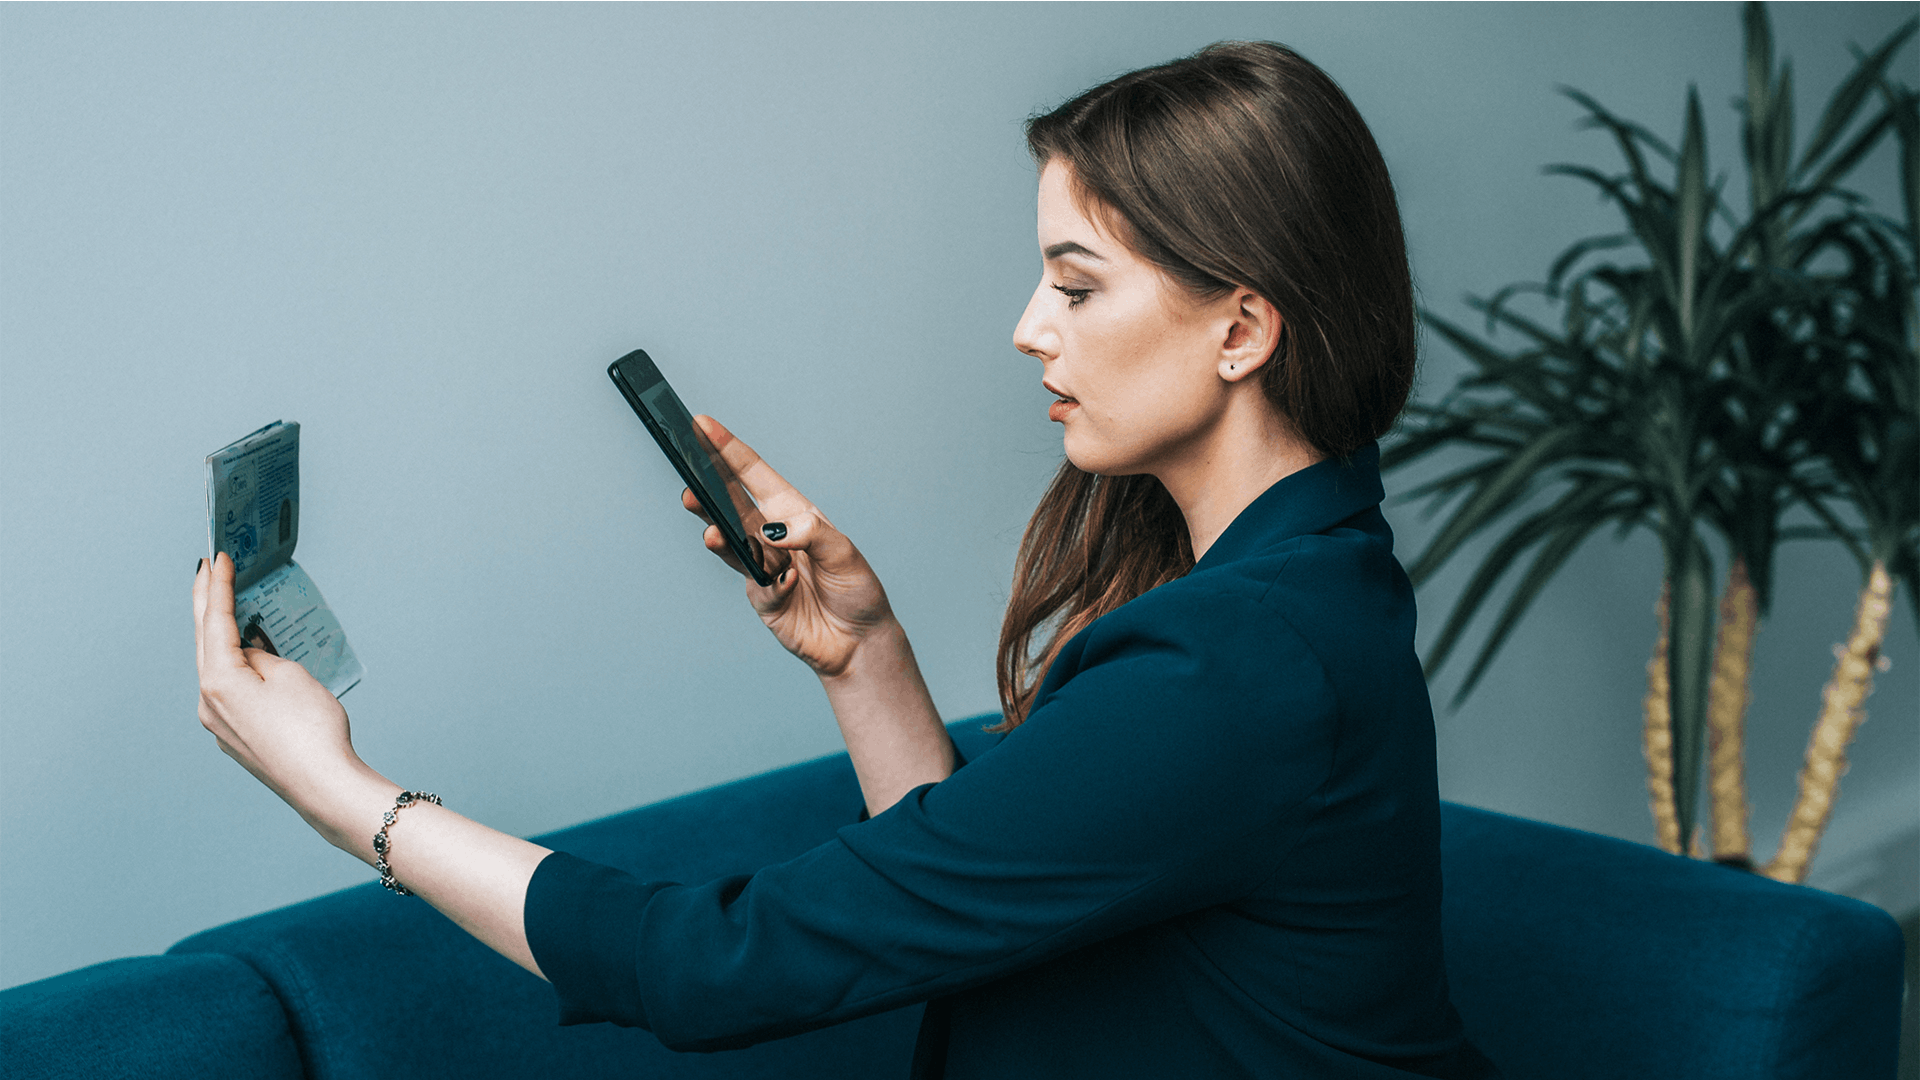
[994,41,1415,730]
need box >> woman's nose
[1012,281,1055,361]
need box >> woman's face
[1012,161,1247,479]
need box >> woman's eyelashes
[1051,282,1092,308]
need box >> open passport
[206,421,364,697]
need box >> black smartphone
[608,348,789,587]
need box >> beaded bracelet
[372,790,441,896]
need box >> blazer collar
[1192,442,1384,571]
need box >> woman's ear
[1218,289,1282,383]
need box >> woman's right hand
[682,416,897,679]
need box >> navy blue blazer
[526,445,1497,1078]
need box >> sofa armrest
[1439,802,1905,1080]
[0,953,302,1080]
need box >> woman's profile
[193,41,1499,1079]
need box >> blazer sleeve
[525,584,1339,1051]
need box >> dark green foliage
[1386,3,1918,848]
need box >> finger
[199,553,254,677]
[681,487,715,526]
[758,511,857,570]
[750,532,793,582]
[703,524,750,576]
[239,645,298,681]
[693,416,806,514]
[745,558,802,613]
[193,557,209,669]
[704,522,791,586]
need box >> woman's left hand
[194,554,371,830]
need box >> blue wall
[3,3,1913,989]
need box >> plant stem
[1643,583,1683,854]
[1764,561,1895,883]
[1707,558,1757,865]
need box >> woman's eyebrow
[1044,241,1106,262]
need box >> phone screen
[608,349,787,587]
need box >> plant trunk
[1665,537,1716,859]
[1764,561,1895,884]
[1706,558,1757,865]
[1642,583,1682,854]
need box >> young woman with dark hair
[194,42,1498,1078]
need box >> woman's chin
[1062,437,1132,478]
[1061,434,1097,474]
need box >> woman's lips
[1048,397,1078,423]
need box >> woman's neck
[1156,392,1321,562]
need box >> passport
[205,421,364,697]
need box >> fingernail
[196,557,205,575]
[762,522,787,541]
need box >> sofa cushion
[1439,802,1905,1080]
[0,953,301,1080]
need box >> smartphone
[608,348,789,587]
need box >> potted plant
[1386,2,1916,877]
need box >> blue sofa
[3,719,1905,1079]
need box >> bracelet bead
[372,790,441,896]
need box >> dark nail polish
[196,557,205,575]
[762,522,787,541]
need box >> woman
[194,41,1497,1079]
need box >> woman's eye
[1051,283,1092,308]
